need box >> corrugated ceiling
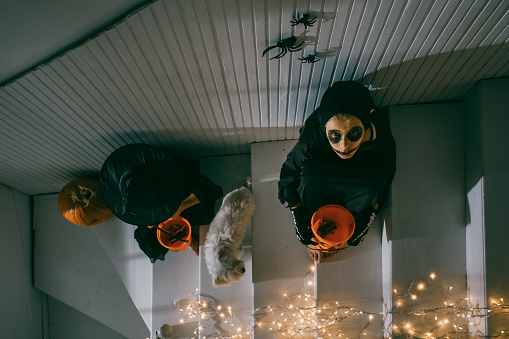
[0,0,508,195]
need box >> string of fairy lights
[176,267,508,338]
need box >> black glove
[348,208,376,246]
[134,226,168,263]
[290,205,317,246]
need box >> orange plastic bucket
[311,205,355,252]
[157,216,192,252]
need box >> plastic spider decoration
[262,36,304,60]
[298,52,320,63]
[290,12,317,28]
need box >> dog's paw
[214,276,231,287]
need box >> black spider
[262,36,304,60]
[298,52,320,63]
[290,12,317,28]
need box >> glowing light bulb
[430,273,436,280]
[418,283,425,290]
[411,295,417,300]
[369,315,374,320]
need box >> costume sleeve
[278,141,308,207]
[374,109,397,211]
[188,172,223,204]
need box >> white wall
[464,78,509,336]
[390,103,467,335]
[0,0,146,84]
[464,81,487,335]
[33,194,151,339]
[46,296,128,339]
[0,183,43,338]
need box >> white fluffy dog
[204,186,255,287]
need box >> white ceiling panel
[0,0,508,195]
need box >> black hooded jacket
[278,81,396,216]
[278,107,396,211]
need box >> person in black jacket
[100,144,223,262]
[278,81,396,263]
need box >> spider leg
[274,48,288,59]
[262,45,277,57]
[270,47,285,60]
[290,14,298,25]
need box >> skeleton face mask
[325,115,367,159]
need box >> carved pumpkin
[57,179,112,226]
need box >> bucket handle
[157,223,190,244]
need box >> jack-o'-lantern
[57,179,111,226]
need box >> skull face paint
[325,115,367,159]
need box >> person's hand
[169,208,182,220]
[348,208,376,246]
[307,244,324,263]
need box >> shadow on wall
[358,43,508,107]
[104,126,300,158]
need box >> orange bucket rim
[157,216,192,252]
[311,205,355,247]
